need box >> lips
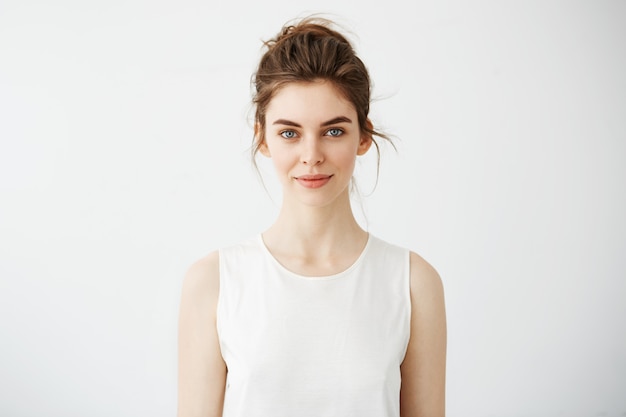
[294,174,333,189]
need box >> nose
[300,137,324,166]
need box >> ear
[357,119,374,156]
[255,123,271,157]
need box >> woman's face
[259,80,372,208]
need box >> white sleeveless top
[217,234,411,417]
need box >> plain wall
[1,0,625,416]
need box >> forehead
[265,81,356,122]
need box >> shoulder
[369,236,442,292]
[180,251,221,307]
[407,251,446,329]
[184,251,220,286]
[408,251,444,301]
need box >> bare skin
[177,81,447,416]
[401,251,447,417]
[177,252,225,417]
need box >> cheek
[268,148,295,178]
[335,148,359,173]
[273,159,292,176]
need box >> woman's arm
[400,251,447,417]
[177,251,226,417]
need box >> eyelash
[326,128,344,137]
[279,128,345,139]
[280,130,298,139]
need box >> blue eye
[326,128,344,137]
[280,130,297,139]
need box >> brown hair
[251,17,392,161]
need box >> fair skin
[177,80,446,417]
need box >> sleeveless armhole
[216,247,226,355]
[401,248,412,362]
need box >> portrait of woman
[176,17,447,417]
[1,3,623,417]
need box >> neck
[262,191,367,258]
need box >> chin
[288,188,350,209]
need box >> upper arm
[177,251,226,417]
[400,251,447,417]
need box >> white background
[1,0,625,416]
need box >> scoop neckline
[257,233,372,281]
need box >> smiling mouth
[294,174,333,188]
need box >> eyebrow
[271,116,353,127]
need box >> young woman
[178,17,447,417]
